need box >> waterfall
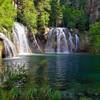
[13,22,31,54]
[0,23,80,57]
[45,28,69,53]
[0,33,17,57]
[45,28,79,53]
[57,28,69,53]
[75,34,79,51]
[68,32,74,52]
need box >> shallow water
[1,53,100,92]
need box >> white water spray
[13,22,31,54]
[45,28,79,53]
[45,28,69,53]
[0,33,17,57]
[75,34,79,51]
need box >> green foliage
[17,0,51,32]
[27,85,61,100]
[0,66,61,100]
[89,22,100,54]
[63,5,88,31]
[50,90,61,100]
[60,0,86,9]
[50,0,63,26]
[0,0,89,34]
[78,0,86,9]
[90,22,100,35]
[17,0,37,33]
[27,86,38,99]
[10,87,21,100]
[36,0,51,29]
[0,0,16,33]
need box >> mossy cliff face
[79,34,90,52]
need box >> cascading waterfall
[75,34,79,51]
[45,28,79,53]
[57,28,69,53]
[12,22,31,54]
[0,22,80,57]
[68,32,74,52]
[0,33,17,57]
[45,28,69,53]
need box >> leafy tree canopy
[50,0,63,26]
[17,0,37,33]
[0,0,16,33]
[36,0,51,29]
[63,5,88,31]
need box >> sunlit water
[1,53,100,92]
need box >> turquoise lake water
[2,53,100,92]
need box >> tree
[50,0,63,27]
[0,0,16,34]
[17,0,37,33]
[36,0,51,29]
[62,5,88,31]
[60,0,86,8]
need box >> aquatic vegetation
[10,87,21,100]
[0,65,99,100]
[0,66,62,100]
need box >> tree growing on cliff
[50,0,63,27]
[36,0,51,29]
[17,0,37,33]
[0,0,16,34]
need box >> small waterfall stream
[75,34,79,51]
[68,32,74,52]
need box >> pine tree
[36,0,51,29]
[50,0,63,27]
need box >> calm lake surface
[1,53,100,92]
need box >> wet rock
[0,38,4,58]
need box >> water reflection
[47,54,80,89]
